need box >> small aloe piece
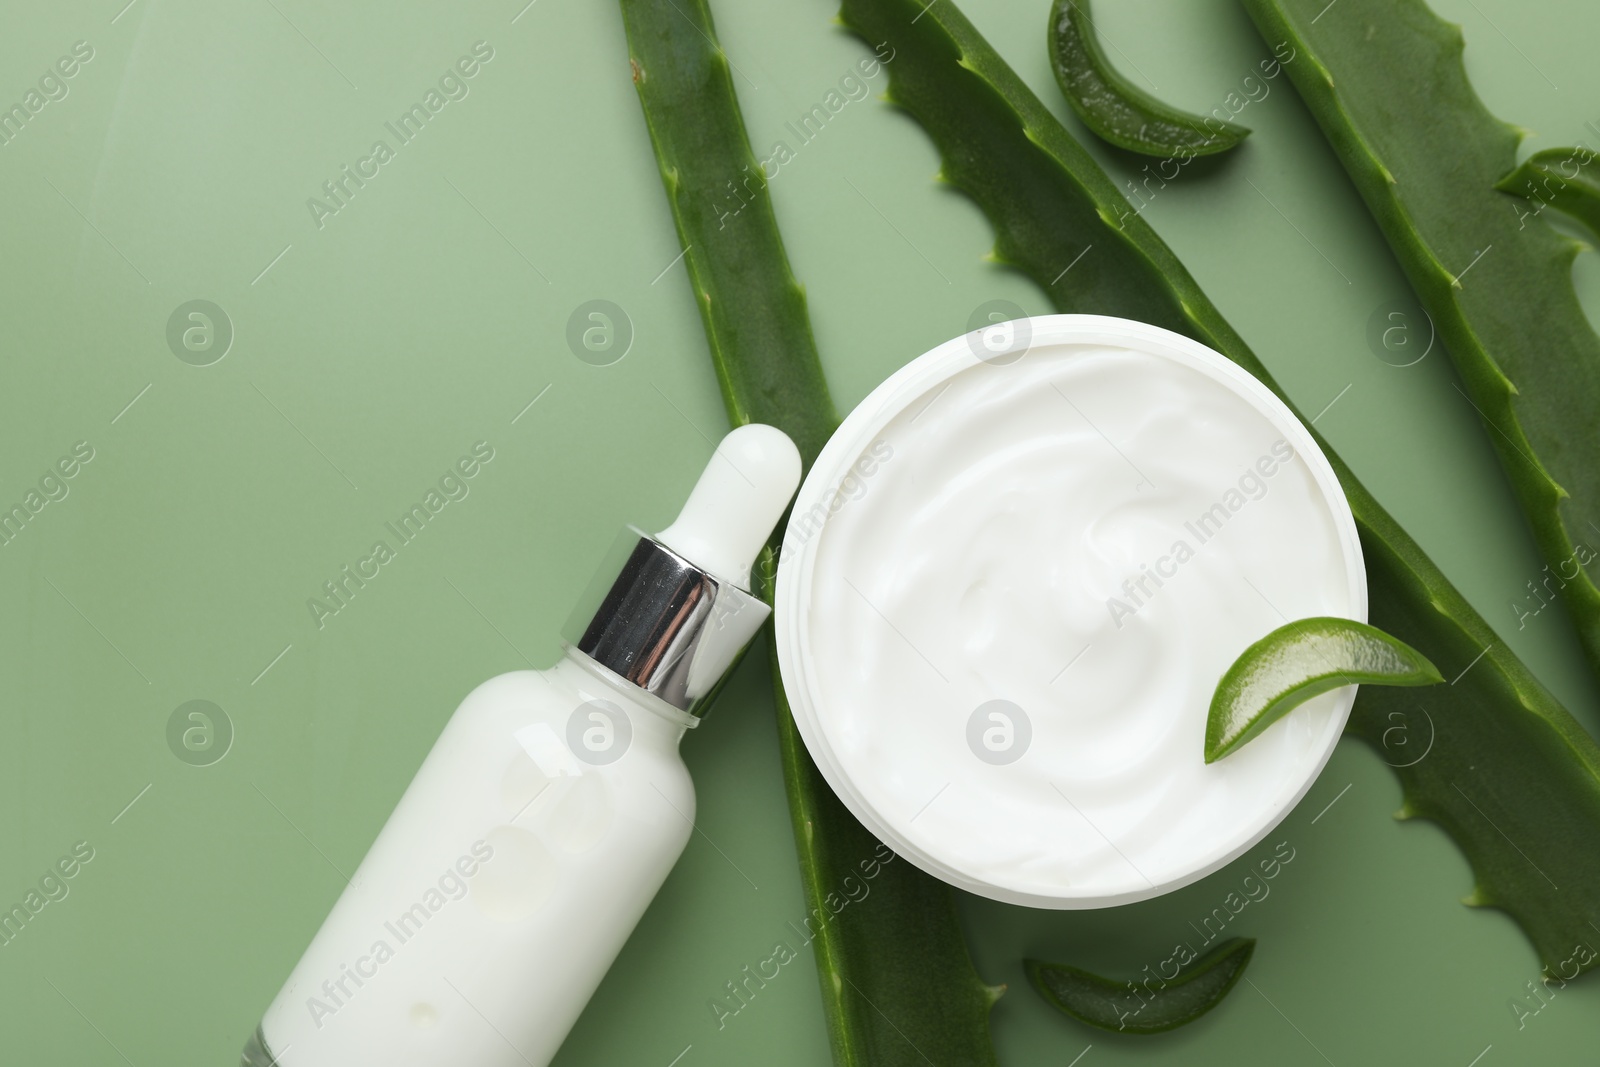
[1238,0,1600,683]
[842,0,1600,973]
[1498,147,1600,242]
[618,1,1004,1064]
[1049,0,1249,157]
[1206,618,1443,763]
[1027,939,1256,1034]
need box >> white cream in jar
[774,315,1364,908]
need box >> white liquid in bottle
[245,425,801,1067]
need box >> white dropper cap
[656,424,802,591]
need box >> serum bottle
[244,424,801,1067]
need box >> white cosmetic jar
[773,315,1365,909]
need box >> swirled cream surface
[775,317,1364,907]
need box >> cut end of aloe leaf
[1205,617,1443,764]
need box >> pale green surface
[0,0,1597,1063]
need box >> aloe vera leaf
[840,0,1600,971]
[1237,0,1600,683]
[1048,0,1249,157]
[1498,147,1600,242]
[1206,617,1442,763]
[619,0,836,470]
[1026,938,1256,1034]
[618,2,1004,1063]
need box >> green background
[1,0,1597,1063]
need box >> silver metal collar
[563,528,771,717]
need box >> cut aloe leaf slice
[1048,0,1249,158]
[1206,617,1442,763]
[1026,938,1255,1034]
